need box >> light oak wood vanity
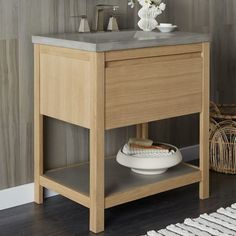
[33,31,210,233]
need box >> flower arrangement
[128,0,166,31]
[128,0,166,12]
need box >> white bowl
[116,143,182,175]
[157,25,177,33]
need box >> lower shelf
[40,158,201,209]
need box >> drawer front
[40,46,91,128]
[105,53,203,129]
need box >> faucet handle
[112,6,119,11]
[107,16,119,32]
[107,6,119,32]
[70,15,90,33]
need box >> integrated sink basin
[67,31,172,42]
[32,30,210,52]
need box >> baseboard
[0,183,34,211]
[0,145,199,211]
[0,183,58,211]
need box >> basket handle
[210,101,221,115]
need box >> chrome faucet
[94,4,119,31]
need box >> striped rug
[145,203,236,236]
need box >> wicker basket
[210,102,236,174]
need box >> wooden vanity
[33,31,210,233]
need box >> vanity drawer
[105,53,203,129]
[39,46,92,128]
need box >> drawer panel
[105,43,202,61]
[40,46,91,128]
[105,53,203,129]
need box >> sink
[78,31,172,42]
[57,30,172,44]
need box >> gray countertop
[32,30,210,52]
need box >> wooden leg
[199,42,210,199]
[89,52,105,233]
[34,115,44,204]
[199,111,209,199]
[34,45,43,204]
[136,123,149,139]
[89,128,105,233]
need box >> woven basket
[210,102,236,174]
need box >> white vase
[138,5,161,32]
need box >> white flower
[128,0,135,8]
[159,2,166,11]
[128,0,166,10]
[156,9,162,15]
[145,0,152,5]
[138,0,148,7]
[153,0,162,5]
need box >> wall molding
[0,145,199,211]
[0,183,34,211]
[0,183,57,211]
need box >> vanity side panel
[39,45,91,129]
[105,49,203,129]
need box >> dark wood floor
[0,170,235,236]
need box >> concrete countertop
[32,30,210,52]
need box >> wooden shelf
[40,158,201,209]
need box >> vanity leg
[34,116,44,204]
[136,123,149,139]
[199,42,210,199]
[89,52,105,233]
[34,45,43,204]
[89,128,105,233]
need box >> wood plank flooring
[0,170,235,236]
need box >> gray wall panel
[0,0,18,40]
[0,39,20,188]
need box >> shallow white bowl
[116,143,182,175]
[157,25,177,33]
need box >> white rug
[145,203,236,236]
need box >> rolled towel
[128,138,153,147]
[123,144,174,156]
